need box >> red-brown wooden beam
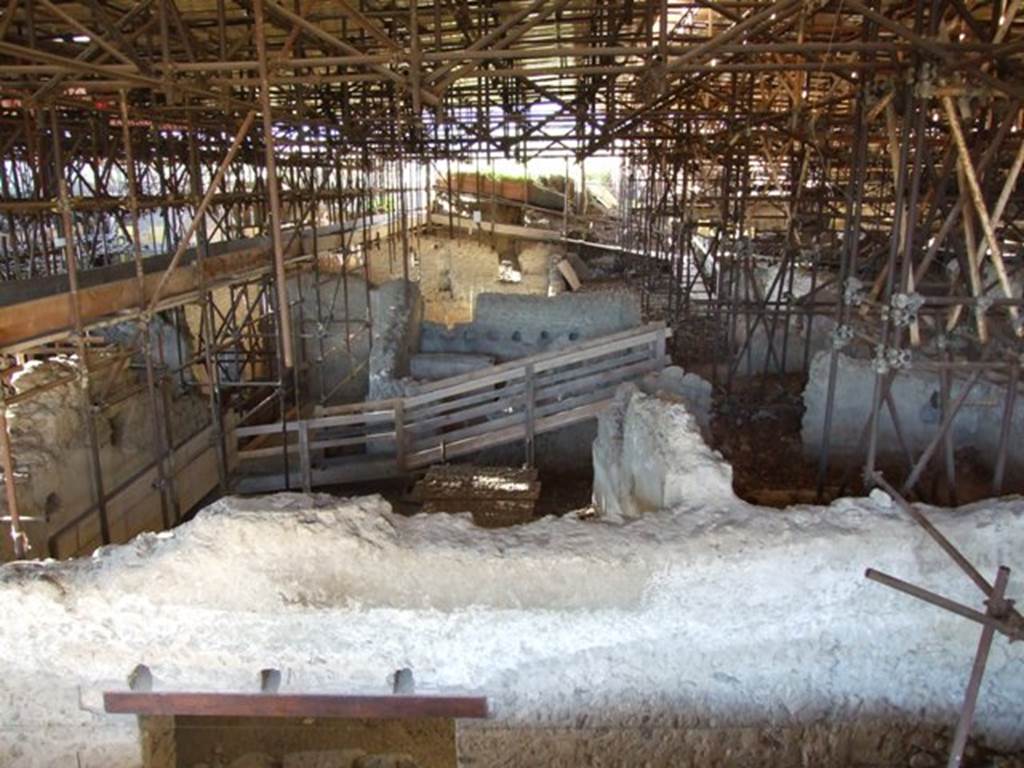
[103,692,489,720]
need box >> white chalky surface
[0,403,1022,767]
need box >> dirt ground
[708,374,998,509]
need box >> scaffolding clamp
[890,292,924,327]
[830,324,854,350]
[873,345,912,373]
[843,277,864,307]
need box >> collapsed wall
[1,390,1022,767]
[802,350,1024,481]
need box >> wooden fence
[232,323,670,493]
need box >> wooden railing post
[298,421,312,493]
[524,364,536,467]
[654,325,668,368]
[394,400,407,471]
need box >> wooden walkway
[232,323,670,493]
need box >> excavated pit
[1,385,1021,767]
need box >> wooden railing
[232,323,670,493]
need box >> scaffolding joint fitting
[873,345,889,374]
[830,324,854,350]
[844,277,864,307]
[874,345,911,373]
[891,292,924,327]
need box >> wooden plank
[528,333,661,376]
[400,333,650,410]
[406,398,615,468]
[402,346,648,428]
[103,692,488,720]
[307,431,397,451]
[407,421,529,468]
[410,406,527,452]
[395,399,407,471]
[524,363,536,467]
[533,357,661,405]
[404,379,527,422]
[313,409,398,428]
[428,212,561,242]
[316,397,402,418]
[405,366,528,407]
[230,323,671,492]
[533,399,614,434]
[298,422,312,493]
[239,443,300,461]
[405,392,519,436]
[532,347,651,390]
[236,421,301,438]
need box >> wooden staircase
[231,323,670,493]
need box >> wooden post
[119,91,178,528]
[524,364,536,468]
[298,421,312,493]
[942,96,1022,337]
[52,105,110,547]
[654,326,668,369]
[394,400,406,471]
[254,0,295,368]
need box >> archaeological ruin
[0,1,1022,766]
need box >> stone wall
[365,234,563,325]
[292,272,372,405]
[1,351,210,561]
[420,289,642,362]
[801,351,1024,482]
[368,280,423,400]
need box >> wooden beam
[0,212,422,351]
[104,692,489,720]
